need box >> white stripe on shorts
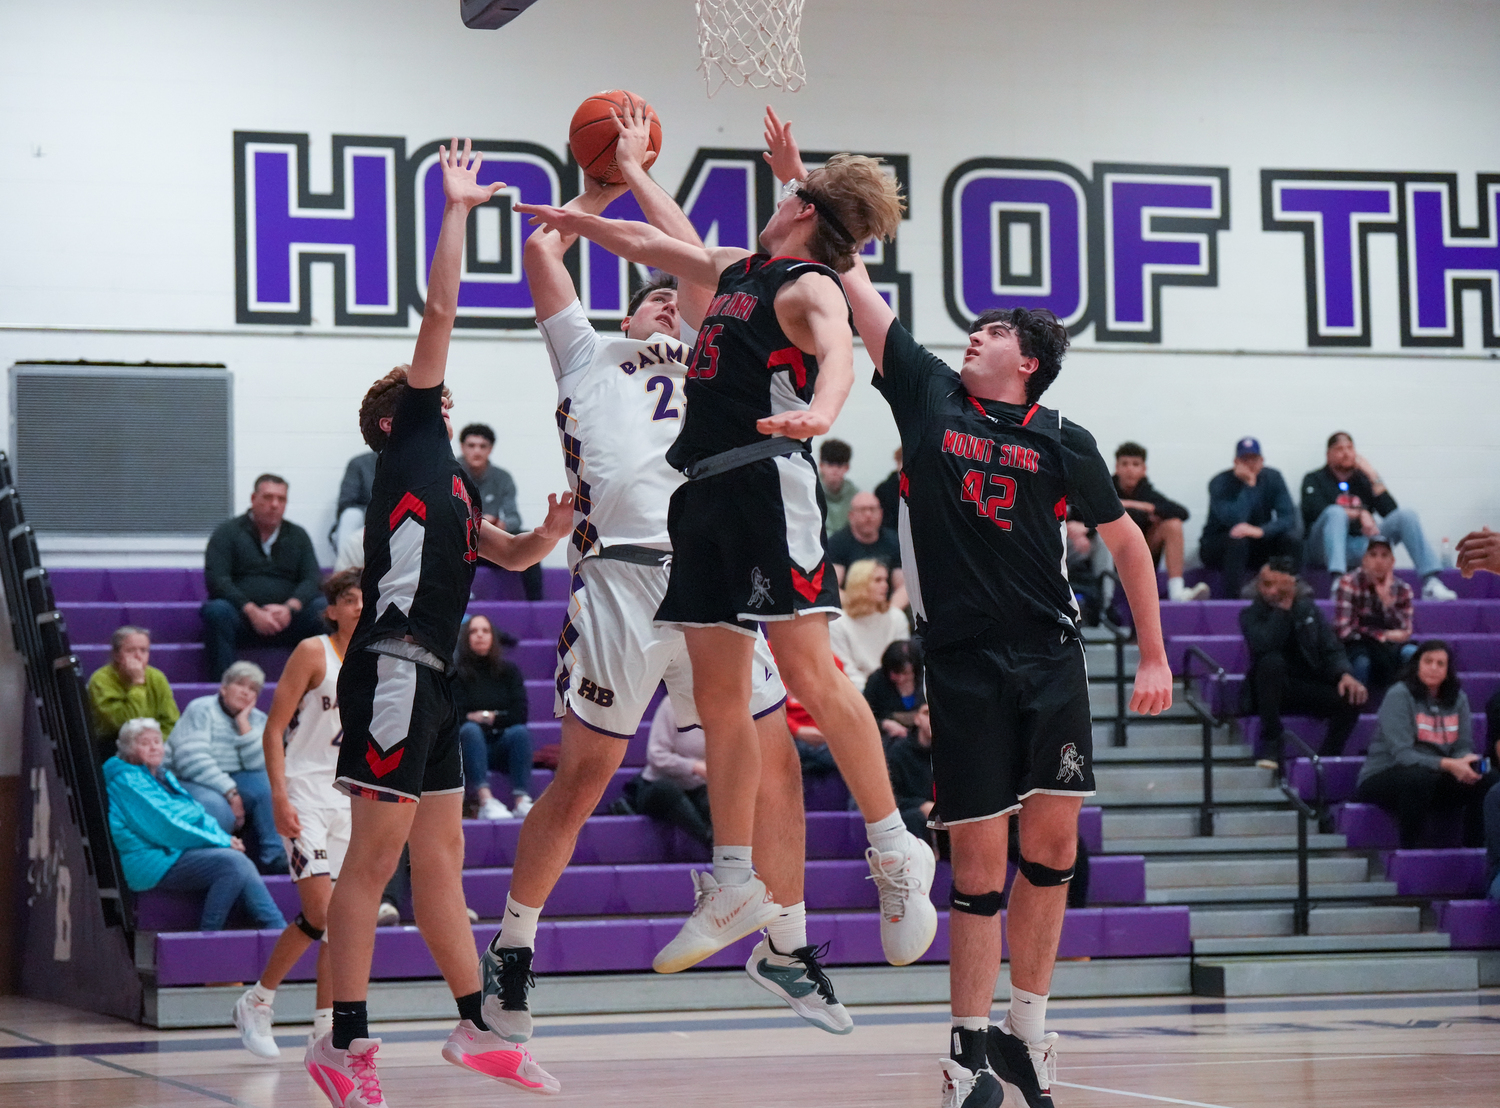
[369,653,417,754]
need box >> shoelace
[865,848,918,919]
[686,871,716,918]
[1029,1034,1059,1087]
[790,941,839,1005]
[499,953,536,1011]
[349,1045,384,1105]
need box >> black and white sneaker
[745,937,853,1034]
[939,1057,1004,1108]
[987,1024,1057,1108]
[480,944,536,1043]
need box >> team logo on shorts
[747,567,774,609]
[1057,743,1085,783]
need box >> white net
[695,0,806,96]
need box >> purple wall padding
[1432,899,1500,948]
[1289,757,1364,802]
[1335,802,1466,849]
[1386,848,1487,896]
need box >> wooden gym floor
[1,989,1497,1107]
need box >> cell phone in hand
[1479,756,1491,775]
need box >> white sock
[313,1007,334,1038]
[865,809,907,855]
[495,895,541,950]
[713,846,754,886]
[250,982,275,1007]
[1004,986,1048,1044]
[766,901,808,954]
[1168,576,1186,599]
[955,1015,989,1033]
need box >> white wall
[2,0,1498,565]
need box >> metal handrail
[1279,729,1331,831]
[1278,782,1317,935]
[1181,645,1226,837]
[1097,568,1131,747]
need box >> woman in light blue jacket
[104,717,285,931]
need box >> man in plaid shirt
[1333,537,1416,691]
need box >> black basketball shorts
[656,452,840,635]
[925,627,1095,825]
[335,647,464,803]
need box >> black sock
[456,990,488,1031]
[951,1026,987,1072]
[332,1000,368,1051]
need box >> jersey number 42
[960,469,1017,530]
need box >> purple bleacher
[1386,848,1488,897]
[464,601,567,641]
[468,566,571,602]
[1170,633,1500,677]
[500,765,859,814]
[171,682,278,713]
[1432,899,1500,948]
[1288,756,1364,802]
[60,601,204,643]
[49,567,209,603]
[1334,802,1466,849]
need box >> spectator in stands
[200,474,327,680]
[1353,641,1498,849]
[1486,782,1500,902]
[1457,526,1500,578]
[829,559,911,691]
[818,438,858,537]
[873,446,902,530]
[1333,537,1417,692]
[1301,432,1457,600]
[87,625,179,760]
[623,697,713,848]
[1113,441,1208,601]
[1200,437,1301,598]
[828,492,900,576]
[105,718,285,932]
[864,639,926,741]
[1066,514,1106,626]
[455,614,535,821]
[333,525,364,573]
[459,422,544,601]
[886,701,935,846]
[331,450,377,557]
[168,661,285,873]
[1241,557,1366,767]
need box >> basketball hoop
[695,0,806,97]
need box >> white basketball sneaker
[652,870,780,974]
[231,987,280,1059]
[939,1057,1004,1108]
[866,831,938,965]
[988,1023,1059,1108]
[480,943,535,1043]
[744,936,853,1034]
[305,1034,386,1108]
[441,1020,560,1094]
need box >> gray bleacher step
[1145,880,1399,903]
[1190,905,1423,938]
[1103,832,1347,853]
[1091,683,1196,719]
[1095,744,1253,764]
[1191,952,1479,997]
[1147,856,1369,888]
[1084,642,1139,676]
[1104,721,1234,747]
[1103,808,1305,839]
[1097,764,1274,792]
[1191,932,1452,956]
[1093,787,1290,806]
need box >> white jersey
[282,635,346,810]
[538,300,691,566]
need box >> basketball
[569,89,661,184]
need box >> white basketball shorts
[280,785,351,882]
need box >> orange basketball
[569,89,661,184]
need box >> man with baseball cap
[1200,437,1301,598]
[1332,535,1417,692]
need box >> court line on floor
[1053,1079,1238,1108]
[77,1054,259,1108]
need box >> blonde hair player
[516,107,938,977]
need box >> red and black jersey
[350,384,482,664]
[872,321,1124,649]
[666,253,844,472]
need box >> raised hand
[535,491,577,541]
[515,201,585,236]
[440,137,507,210]
[762,106,807,183]
[1456,526,1500,578]
[609,100,659,176]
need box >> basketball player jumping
[232,568,362,1059]
[479,105,852,1041]
[306,139,575,1107]
[761,109,1173,1108]
[515,113,938,974]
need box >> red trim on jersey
[389,492,427,530]
[1054,495,1069,521]
[1021,404,1040,427]
[967,396,989,418]
[768,346,810,389]
[899,470,909,499]
[365,744,405,778]
[790,563,826,602]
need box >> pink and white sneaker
[441,1020,560,1095]
[304,1033,386,1107]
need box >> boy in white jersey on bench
[233,568,362,1058]
[480,108,852,1043]
[515,104,937,976]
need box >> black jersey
[666,254,843,471]
[873,322,1123,649]
[350,383,481,663]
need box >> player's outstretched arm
[477,491,576,570]
[261,637,323,839]
[410,139,507,391]
[524,174,628,322]
[613,103,715,328]
[1095,516,1174,716]
[762,105,808,184]
[759,274,854,439]
[839,257,898,374]
[516,203,743,291]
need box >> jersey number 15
[961,469,1017,530]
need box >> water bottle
[1440,537,1455,568]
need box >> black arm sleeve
[1060,421,1125,527]
[872,322,959,448]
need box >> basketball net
[695,0,806,97]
